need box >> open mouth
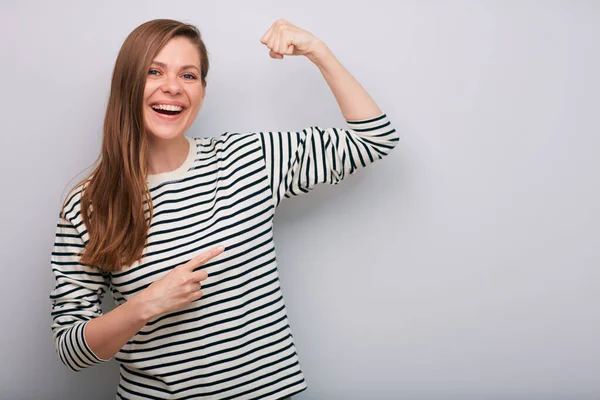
[151,104,184,116]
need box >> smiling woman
[144,38,206,144]
[143,37,207,176]
[49,18,398,399]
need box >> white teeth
[151,104,183,112]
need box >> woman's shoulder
[59,179,89,223]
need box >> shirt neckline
[146,136,196,186]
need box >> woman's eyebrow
[151,60,200,72]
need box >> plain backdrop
[1,1,599,399]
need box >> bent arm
[308,42,382,121]
[82,296,151,362]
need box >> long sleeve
[49,211,110,371]
[257,112,398,207]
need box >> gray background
[1,0,599,399]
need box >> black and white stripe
[50,113,398,399]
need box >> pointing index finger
[185,245,225,271]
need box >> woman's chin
[145,121,188,141]
[144,111,189,141]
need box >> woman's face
[143,36,206,142]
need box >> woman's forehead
[153,37,201,68]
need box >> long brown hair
[65,19,209,273]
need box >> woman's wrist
[306,39,334,66]
[126,292,156,324]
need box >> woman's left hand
[260,19,329,62]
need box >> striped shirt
[50,113,399,399]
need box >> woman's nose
[160,74,183,95]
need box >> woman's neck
[146,135,190,176]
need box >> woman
[50,18,398,399]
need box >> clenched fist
[260,19,330,62]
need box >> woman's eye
[148,69,160,76]
[183,73,197,80]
